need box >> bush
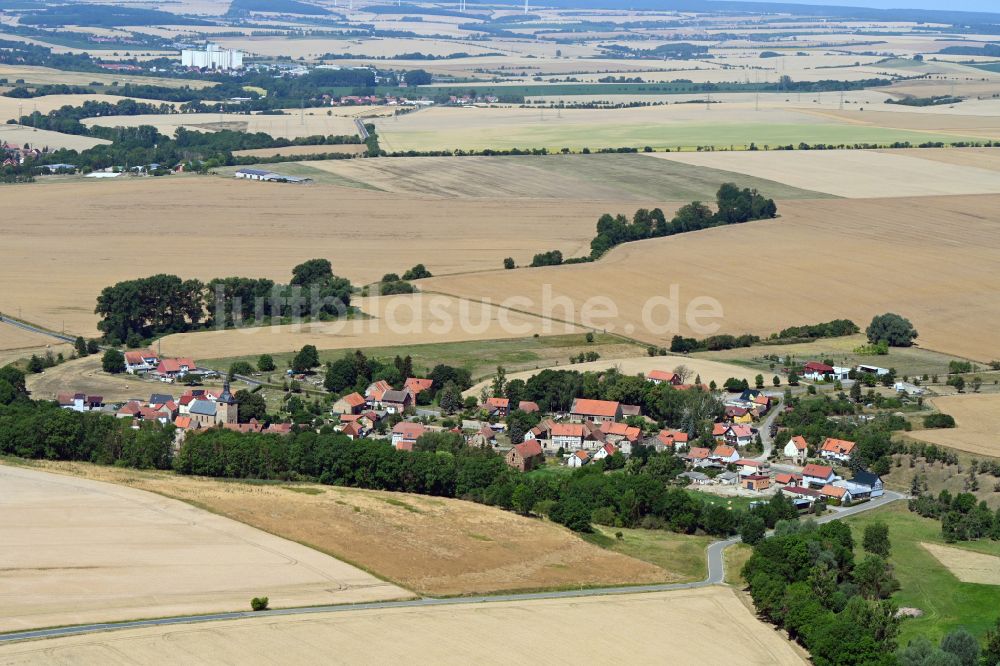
[923,413,956,429]
[102,348,126,374]
[866,313,918,347]
[503,257,515,270]
[401,263,432,280]
[250,596,269,611]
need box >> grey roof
[236,168,275,177]
[852,469,882,487]
[680,471,709,481]
[150,393,174,405]
[189,400,217,416]
[382,389,410,403]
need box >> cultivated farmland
[0,587,806,665]
[909,394,1000,457]
[82,110,359,140]
[14,460,675,596]
[424,194,1000,362]
[922,543,1000,586]
[0,463,409,633]
[648,149,1000,198]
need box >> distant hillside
[228,0,329,15]
[20,4,212,26]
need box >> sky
[728,0,996,11]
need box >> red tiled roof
[571,398,620,417]
[803,464,835,479]
[735,459,762,467]
[514,440,543,458]
[602,443,618,455]
[804,361,835,373]
[393,422,426,438]
[712,445,737,458]
[784,485,821,497]
[551,423,586,438]
[340,392,366,408]
[729,425,753,438]
[821,484,847,498]
[573,450,590,461]
[820,438,856,455]
[712,423,729,436]
[486,397,509,408]
[686,447,711,460]
[775,473,802,484]
[404,377,433,394]
[790,435,808,451]
[174,415,192,429]
[647,370,679,383]
[518,401,540,413]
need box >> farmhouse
[57,393,103,412]
[783,435,809,463]
[123,349,159,374]
[819,437,856,463]
[234,168,311,184]
[381,389,413,414]
[647,370,682,385]
[332,392,366,415]
[657,429,689,451]
[724,425,755,448]
[485,397,510,417]
[155,357,197,379]
[570,398,622,424]
[506,440,543,472]
[802,362,835,381]
[710,445,739,464]
[602,422,641,447]
[404,377,434,396]
[548,423,589,452]
[365,380,393,403]
[567,450,590,468]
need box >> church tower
[217,378,238,425]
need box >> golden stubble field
[0,463,410,633]
[0,587,806,665]
[424,194,1000,362]
[921,542,1000,585]
[0,325,71,367]
[910,394,1000,457]
[82,110,359,140]
[14,460,670,596]
[648,149,1000,198]
[0,177,642,336]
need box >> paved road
[0,315,77,345]
[0,490,904,645]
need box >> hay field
[922,543,1000,586]
[82,111,359,140]
[0,325,71,368]
[0,587,806,665]
[0,123,108,150]
[0,178,622,335]
[15,460,671,596]
[0,93,178,123]
[909,394,1000,458]
[647,149,1000,198]
[0,463,409,633]
[804,108,1000,141]
[424,194,1000,362]
[463,355,775,398]
[881,147,1000,172]
[25,355,156,403]
[299,153,828,200]
[158,294,583,359]
[232,144,367,158]
[373,104,980,152]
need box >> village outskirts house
[332,392,366,415]
[57,393,104,412]
[506,440,544,472]
[567,449,590,468]
[123,349,159,374]
[391,422,425,451]
[710,445,740,464]
[646,370,682,386]
[802,463,839,489]
[485,397,510,418]
[381,389,413,414]
[724,425,755,448]
[783,435,809,463]
[818,437,856,464]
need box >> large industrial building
[180,44,244,70]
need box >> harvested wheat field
[159,293,582,359]
[922,543,1000,585]
[0,124,108,151]
[804,108,1000,141]
[0,94,179,124]
[424,194,1000,362]
[0,178,632,335]
[647,149,1000,198]
[879,147,1000,172]
[82,111,359,140]
[298,153,827,200]
[25,355,156,403]
[0,325,71,368]
[464,355,773,399]
[0,464,409,633]
[0,63,214,89]
[909,394,1000,458]
[0,587,806,665]
[14,461,671,596]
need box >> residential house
[821,484,852,505]
[341,421,364,440]
[783,435,809,463]
[819,437,856,464]
[570,398,621,425]
[775,472,803,486]
[736,459,768,477]
[506,440,543,472]
[685,447,711,464]
[381,389,413,414]
[332,392,366,415]
[602,422,641,448]
[742,474,771,492]
[716,471,739,485]
[392,422,425,450]
[365,380,393,403]
[567,449,590,468]
[680,470,711,485]
[657,429,689,451]
[751,394,771,414]
[485,397,510,418]
[619,404,642,419]
[710,445,740,464]
[802,361,835,381]
[725,406,753,424]
[155,357,197,379]
[647,370,682,385]
[724,425,755,448]
[782,485,821,504]
[123,349,159,374]
[550,423,588,452]
[851,468,884,498]
[57,393,103,412]
[592,443,618,461]
[468,424,497,448]
[802,464,838,488]
[403,377,433,396]
[712,423,729,441]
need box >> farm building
[234,168,311,183]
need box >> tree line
[94,259,353,344]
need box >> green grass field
[203,333,645,382]
[213,162,379,189]
[843,502,1000,646]
[376,121,981,153]
[583,525,714,582]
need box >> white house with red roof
[819,437,856,463]
[724,424,755,448]
[710,445,740,464]
[403,377,433,396]
[392,421,425,450]
[123,349,159,374]
[485,396,510,417]
[646,370,682,385]
[567,449,590,468]
[657,429,689,451]
[550,422,588,452]
[155,357,197,379]
[802,463,839,488]
[592,442,618,461]
[783,435,809,463]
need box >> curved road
[0,490,904,644]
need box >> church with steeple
[216,378,238,425]
[186,378,239,428]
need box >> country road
[0,315,77,345]
[0,489,904,645]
